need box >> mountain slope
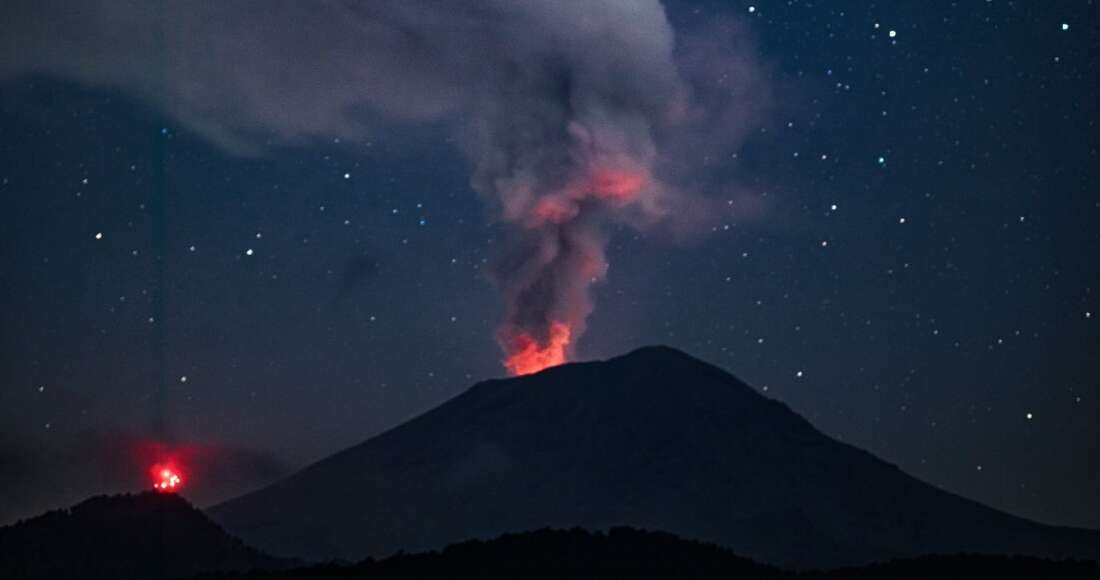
[0,492,290,579]
[209,346,1100,568]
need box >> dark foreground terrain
[0,492,293,580]
[1,493,1097,579]
[200,527,1100,580]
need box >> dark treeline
[201,527,1100,580]
[3,493,1097,580]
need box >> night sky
[1,0,1097,531]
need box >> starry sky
[1,1,1097,529]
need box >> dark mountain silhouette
[199,528,1100,580]
[0,491,291,579]
[209,346,1100,568]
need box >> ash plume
[0,1,767,372]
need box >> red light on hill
[151,463,183,492]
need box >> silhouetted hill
[210,346,1100,568]
[0,492,291,579]
[817,553,1100,580]
[199,527,1100,580]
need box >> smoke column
[0,0,764,374]
[486,155,658,374]
[472,48,681,374]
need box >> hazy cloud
[0,0,769,370]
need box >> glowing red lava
[504,322,571,376]
[151,463,183,493]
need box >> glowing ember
[504,322,571,376]
[151,463,183,492]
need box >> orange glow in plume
[589,168,647,201]
[504,322,571,376]
[151,463,183,493]
[529,167,647,226]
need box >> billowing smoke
[1,1,766,373]
[472,22,681,373]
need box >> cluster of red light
[151,464,183,493]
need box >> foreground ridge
[0,492,292,580]
[197,527,1100,580]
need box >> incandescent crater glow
[504,321,571,376]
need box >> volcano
[208,346,1100,568]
